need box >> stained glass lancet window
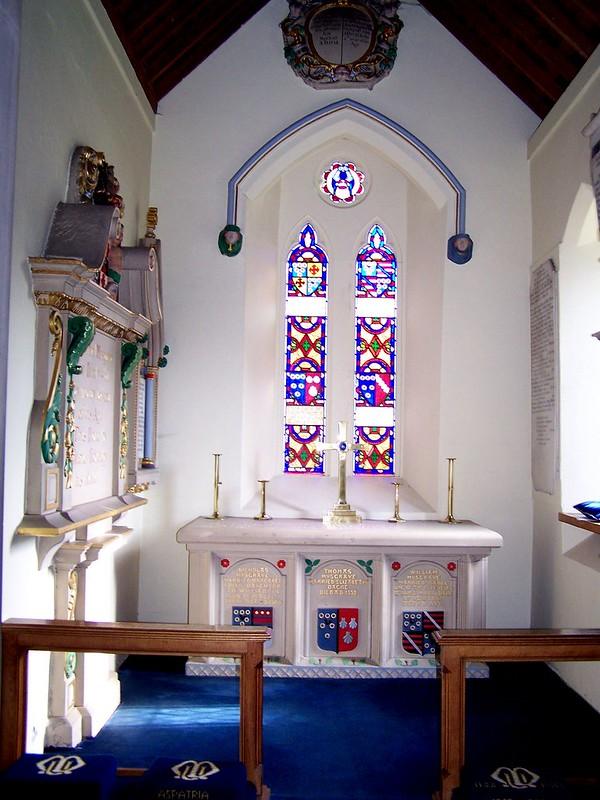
[354,224,397,475]
[284,224,328,473]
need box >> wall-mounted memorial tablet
[281,0,403,90]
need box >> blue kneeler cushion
[136,758,256,799]
[451,763,570,799]
[0,752,117,799]
[573,500,600,521]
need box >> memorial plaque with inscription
[219,557,286,658]
[305,558,372,661]
[391,560,456,663]
[308,6,374,66]
[71,333,119,505]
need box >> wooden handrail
[0,618,270,797]
[433,628,600,800]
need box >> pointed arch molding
[225,98,473,264]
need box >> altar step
[185,659,489,679]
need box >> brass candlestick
[254,479,272,521]
[388,480,405,523]
[441,457,460,524]
[210,453,222,519]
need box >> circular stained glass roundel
[319,161,366,205]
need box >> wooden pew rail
[0,618,270,798]
[434,628,600,800]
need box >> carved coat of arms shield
[401,610,444,656]
[317,608,359,653]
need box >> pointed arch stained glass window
[353,225,397,475]
[284,224,328,473]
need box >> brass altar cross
[317,421,364,525]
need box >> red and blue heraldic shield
[317,608,359,653]
[232,606,273,628]
[402,611,444,656]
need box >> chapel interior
[1,0,600,798]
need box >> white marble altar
[177,517,503,677]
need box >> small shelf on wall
[558,512,600,535]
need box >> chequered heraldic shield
[232,606,273,648]
[401,611,444,656]
[286,224,328,298]
[317,608,359,653]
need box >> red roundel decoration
[391,561,401,571]
[320,161,365,205]
[220,558,230,569]
[277,559,286,569]
[447,562,457,572]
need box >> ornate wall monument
[19,145,167,746]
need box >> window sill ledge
[558,512,600,535]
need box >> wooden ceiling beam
[526,0,600,58]
[150,26,237,98]
[120,0,178,35]
[100,0,159,111]
[102,0,596,116]
[419,0,557,115]
[147,0,268,90]
[136,0,263,65]
[140,10,229,70]
[132,1,205,55]
[484,0,580,94]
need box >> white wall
[145,0,539,625]
[2,0,154,748]
[529,46,600,712]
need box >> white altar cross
[317,421,364,524]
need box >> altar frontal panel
[390,559,456,665]
[218,556,286,658]
[305,557,373,662]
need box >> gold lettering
[223,564,283,605]
[308,565,368,596]
[393,566,453,604]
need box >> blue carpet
[48,658,600,799]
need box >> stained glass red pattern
[286,372,325,406]
[353,225,397,475]
[354,426,394,475]
[284,224,328,474]
[320,162,365,205]
[355,317,395,374]
[285,425,324,473]
[286,316,326,373]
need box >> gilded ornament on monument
[64,316,96,488]
[41,311,64,465]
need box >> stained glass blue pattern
[353,225,397,475]
[355,317,395,406]
[354,426,395,475]
[284,225,328,473]
[356,225,396,298]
